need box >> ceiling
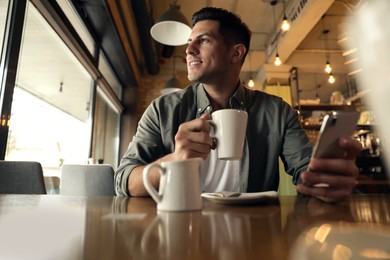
[121,0,365,105]
[1,0,365,120]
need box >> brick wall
[136,71,190,120]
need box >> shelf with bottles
[296,104,355,112]
[296,104,375,130]
[296,104,354,129]
[296,104,377,147]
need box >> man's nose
[186,42,198,55]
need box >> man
[115,7,361,202]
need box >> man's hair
[192,7,252,59]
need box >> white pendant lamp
[150,1,192,46]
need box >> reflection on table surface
[0,194,389,260]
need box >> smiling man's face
[185,20,234,84]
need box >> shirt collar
[196,82,247,117]
[231,82,247,110]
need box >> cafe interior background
[0,0,385,194]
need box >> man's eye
[199,38,208,43]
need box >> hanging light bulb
[281,1,290,32]
[281,16,290,32]
[322,17,335,83]
[324,61,332,73]
[328,73,335,84]
[247,52,255,88]
[271,1,282,66]
[248,78,255,88]
[274,53,282,66]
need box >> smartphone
[311,110,360,159]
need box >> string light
[272,1,282,66]
[274,53,282,66]
[248,78,255,88]
[247,52,255,87]
[281,18,290,32]
[281,1,290,32]
[328,73,335,84]
[325,61,332,74]
[322,17,332,74]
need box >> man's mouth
[188,60,202,66]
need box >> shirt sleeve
[279,102,313,184]
[114,101,166,196]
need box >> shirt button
[198,108,202,112]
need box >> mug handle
[207,120,217,149]
[140,216,164,253]
[142,163,165,203]
[207,120,215,138]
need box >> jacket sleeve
[114,101,166,196]
[279,103,313,184]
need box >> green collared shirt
[115,83,313,196]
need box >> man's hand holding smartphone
[297,111,363,202]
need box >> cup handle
[207,120,216,138]
[142,163,165,203]
[207,120,217,149]
[141,216,163,253]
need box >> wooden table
[0,194,389,259]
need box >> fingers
[173,114,215,160]
[175,131,213,152]
[308,158,359,177]
[211,138,217,150]
[300,170,358,188]
[308,137,361,178]
[298,169,358,202]
[296,181,355,203]
[178,114,212,133]
[200,113,212,120]
[339,137,362,159]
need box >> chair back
[60,164,116,196]
[0,161,47,194]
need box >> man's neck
[203,81,240,110]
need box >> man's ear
[232,44,246,64]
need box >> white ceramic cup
[209,109,248,160]
[142,158,203,211]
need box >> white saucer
[201,191,278,205]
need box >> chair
[60,164,116,196]
[0,161,47,194]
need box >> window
[5,2,93,176]
[0,1,8,48]
[1,0,124,177]
[56,0,95,55]
[91,88,120,167]
[0,1,10,81]
[6,87,90,174]
[99,50,122,98]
